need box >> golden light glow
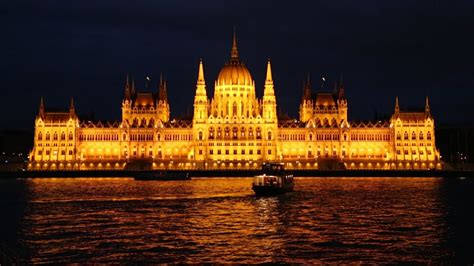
[28,34,441,171]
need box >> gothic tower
[156,74,170,122]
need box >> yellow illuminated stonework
[28,33,441,170]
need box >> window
[53,133,58,141]
[419,132,424,140]
[268,131,272,140]
[427,131,432,140]
[198,131,203,140]
[412,131,416,140]
[241,149,245,155]
[309,133,313,141]
[404,132,408,140]
[256,128,261,139]
[268,149,272,155]
[38,132,43,141]
[209,128,215,139]
[396,132,401,140]
[69,150,73,155]
[233,127,238,139]
[61,150,66,155]
[61,132,66,141]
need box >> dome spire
[230,28,239,62]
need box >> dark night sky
[2,0,474,130]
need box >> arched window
[241,127,246,137]
[68,132,73,141]
[157,133,161,141]
[427,131,432,140]
[61,132,66,141]
[133,118,138,127]
[38,132,43,141]
[268,131,272,140]
[412,131,416,140]
[217,127,222,139]
[53,132,58,141]
[224,127,230,139]
[404,131,408,140]
[344,134,347,141]
[141,118,147,127]
[256,128,262,139]
[396,132,401,140]
[209,128,215,139]
[233,127,238,139]
[123,133,127,141]
[198,131,203,140]
[309,133,313,141]
[149,118,155,127]
[249,127,254,138]
[419,132,424,140]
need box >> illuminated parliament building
[28,33,441,170]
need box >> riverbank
[1,169,474,179]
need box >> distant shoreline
[0,169,473,179]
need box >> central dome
[216,31,253,86]
[217,63,253,86]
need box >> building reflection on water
[0,177,473,263]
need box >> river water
[0,177,473,263]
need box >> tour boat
[252,163,294,196]
[134,171,191,181]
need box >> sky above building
[2,0,474,129]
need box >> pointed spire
[158,73,168,102]
[303,73,312,100]
[230,28,239,62]
[195,59,207,98]
[69,97,75,117]
[338,73,345,99]
[39,97,45,118]
[264,59,275,97]
[131,77,136,95]
[425,96,430,113]
[197,58,205,86]
[395,96,400,113]
[265,59,273,84]
[124,74,131,99]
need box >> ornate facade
[28,33,442,170]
